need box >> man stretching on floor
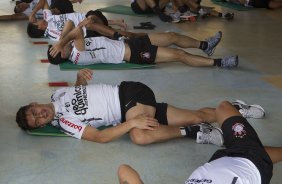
[118,101,281,184]
[16,69,264,146]
[48,21,238,69]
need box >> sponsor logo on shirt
[74,53,80,64]
[185,179,212,184]
[53,14,67,31]
[72,86,88,115]
[60,117,82,132]
[232,122,247,138]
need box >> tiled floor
[0,0,281,183]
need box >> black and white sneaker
[232,99,265,119]
[196,123,224,146]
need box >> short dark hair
[27,23,45,38]
[50,0,74,14]
[14,1,22,13]
[85,10,108,26]
[47,45,68,65]
[16,105,33,131]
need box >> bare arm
[49,25,85,58]
[118,165,144,184]
[29,0,46,22]
[82,115,159,143]
[60,20,75,40]
[0,13,27,21]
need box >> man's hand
[77,69,93,82]
[49,44,64,58]
[128,114,159,130]
[29,14,36,23]
[78,17,92,27]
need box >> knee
[118,164,130,176]
[216,100,231,113]
[166,32,178,40]
[129,129,152,145]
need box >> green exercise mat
[211,0,253,11]
[26,124,69,137]
[98,5,153,17]
[59,62,155,71]
[27,124,112,137]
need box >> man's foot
[198,7,212,16]
[196,123,224,146]
[180,11,198,19]
[169,11,181,23]
[204,31,222,56]
[222,12,234,20]
[232,100,265,119]
[220,56,239,69]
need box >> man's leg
[166,105,216,126]
[148,32,200,48]
[268,0,282,9]
[134,0,172,22]
[155,47,238,68]
[215,101,242,127]
[118,164,144,184]
[148,31,222,56]
[264,147,282,164]
[126,103,184,145]
[126,103,221,145]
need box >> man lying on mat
[48,22,238,69]
[0,0,80,21]
[26,0,127,40]
[16,69,265,145]
[117,101,280,184]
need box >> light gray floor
[0,0,281,183]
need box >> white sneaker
[232,99,265,119]
[196,123,224,146]
[180,11,198,20]
[169,11,181,23]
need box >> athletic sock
[199,41,208,50]
[213,58,222,67]
[180,126,200,139]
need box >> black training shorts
[118,81,168,124]
[209,116,273,184]
[127,35,158,64]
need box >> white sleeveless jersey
[43,9,86,41]
[22,0,52,18]
[185,157,261,184]
[50,84,122,139]
[69,37,125,65]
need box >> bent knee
[129,129,152,145]
[216,100,231,112]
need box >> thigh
[155,47,185,63]
[126,103,156,120]
[166,105,203,126]
[148,32,175,47]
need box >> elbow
[89,132,112,143]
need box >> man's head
[16,103,55,130]
[47,45,70,65]
[27,20,47,38]
[85,10,108,26]
[50,0,74,15]
[14,2,29,13]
